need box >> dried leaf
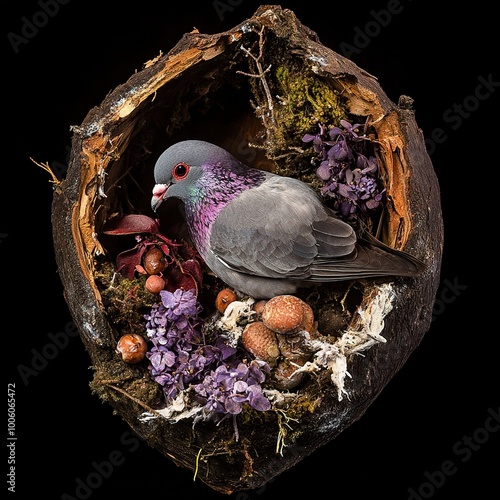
[102,214,160,235]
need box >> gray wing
[209,176,357,279]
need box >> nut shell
[145,274,165,293]
[215,288,238,313]
[116,334,148,363]
[300,301,315,333]
[262,295,314,334]
[143,247,168,275]
[242,321,280,365]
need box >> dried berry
[215,288,238,313]
[116,334,148,363]
[143,247,168,275]
[145,274,165,293]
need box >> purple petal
[344,169,354,184]
[316,163,331,181]
[225,398,243,414]
[337,183,352,198]
[163,350,177,367]
[249,394,271,411]
[328,126,343,139]
[102,214,160,235]
[365,199,380,209]
[233,380,248,393]
[233,363,249,379]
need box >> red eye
[172,162,189,180]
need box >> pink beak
[151,183,168,212]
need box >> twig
[104,382,163,416]
[236,26,275,126]
[30,157,62,187]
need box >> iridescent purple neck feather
[184,162,266,255]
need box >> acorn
[116,334,147,363]
[143,247,168,275]
[252,300,267,316]
[262,295,314,334]
[242,321,280,365]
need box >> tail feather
[307,232,425,282]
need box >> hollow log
[51,5,443,494]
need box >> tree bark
[51,5,443,494]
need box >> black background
[4,1,498,499]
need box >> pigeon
[151,140,425,299]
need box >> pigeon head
[151,140,245,212]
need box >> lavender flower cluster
[144,289,271,416]
[303,120,385,220]
[193,360,271,415]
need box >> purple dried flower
[193,359,271,416]
[144,288,272,420]
[302,133,316,143]
[304,121,385,220]
[339,119,363,138]
[328,126,343,140]
[329,140,349,161]
[144,288,213,399]
[316,163,332,181]
[160,289,199,320]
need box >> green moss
[274,65,347,147]
[238,403,274,427]
[247,61,348,177]
[94,261,156,336]
[286,393,322,420]
[89,356,162,408]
